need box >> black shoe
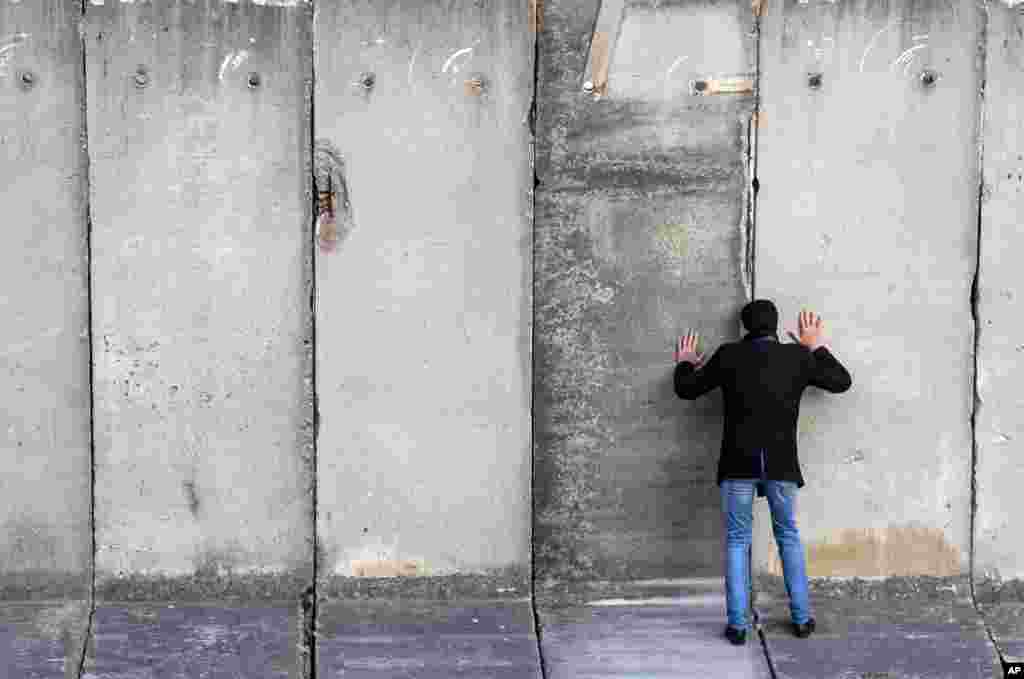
[724,625,747,645]
[792,617,815,638]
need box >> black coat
[674,331,852,488]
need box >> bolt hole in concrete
[133,67,149,88]
[247,72,261,88]
[18,70,34,90]
[807,72,823,89]
[693,79,708,92]
[358,72,375,89]
[920,68,939,88]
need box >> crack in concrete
[78,0,97,675]
[529,4,547,677]
[967,2,1008,672]
[307,14,319,678]
[748,7,779,676]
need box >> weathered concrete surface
[79,603,297,678]
[974,4,1024,664]
[312,0,533,585]
[754,575,1002,678]
[0,0,92,600]
[0,602,91,679]
[533,0,756,584]
[752,0,980,580]
[538,580,772,678]
[85,0,314,592]
[316,598,542,677]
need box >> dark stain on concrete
[0,571,90,601]
[182,480,200,517]
[533,0,753,588]
[95,571,311,603]
[319,564,529,601]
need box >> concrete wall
[752,0,980,578]
[1,0,1023,612]
[975,2,1024,585]
[85,0,315,594]
[533,0,755,582]
[0,0,92,600]
[312,0,533,586]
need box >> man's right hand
[787,310,826,351]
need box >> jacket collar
[743,330,779,342]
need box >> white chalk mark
[662,55,688,97]
[218,53,233,82]
[912,34,930,41]
[889,44,926,73]
[0,33,29,78]
[442,47,474,74]
[0,33,30,52]
[859,20,899,73]
[217,49,249,82]
[408,44,419,86]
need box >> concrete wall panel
[85,0,314,592]
[313,0,533,583]
[975,1,1024,588]
[534,0,756,584]
[0,0,92,599]
[753,0,981,578]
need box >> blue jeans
[720,449,811,631]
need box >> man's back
[674,304,852,488]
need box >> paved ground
[2,578,1021,678]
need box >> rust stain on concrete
[529,0,543,34]
[589,31,610,96]
[695,77,754,95]
[768,525,961,577]
[351,559,423,577]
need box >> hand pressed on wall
[675,331,706,367]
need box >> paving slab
[538,600,772,678]
[0,601,91,679]
[81,603,299,679]
[316,598,542,678]
[755,576,1003,679]
[536,578,771,679]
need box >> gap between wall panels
[78,0,97,675]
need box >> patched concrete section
[313,0,533,583]
[975,0,1024,599]
[85,1,314,588]
[755,575,1001,679]
[752,0,980,579]
[0,602,91,679]
[81,604,297,678]
[317,599,542,678]
[534,0,755,583]
[770,524,962,577]
[0,0,92,599]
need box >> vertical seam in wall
[77,0,97,676]
[749,2,761,301]
[748,6,777,677]
[968,1,1005,668]
[308,3,319,677]
[529,4,547,678]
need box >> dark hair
[741,299,778,332]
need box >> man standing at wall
[673,299,852,646]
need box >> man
[673,299,852,646]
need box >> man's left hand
[675,331,706,367]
